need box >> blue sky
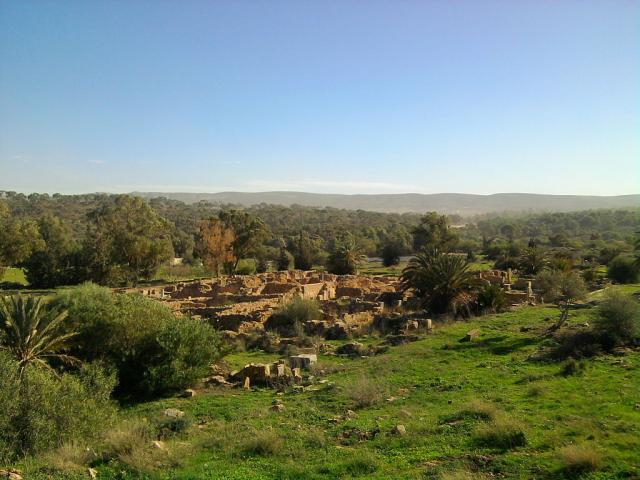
[0,0,638,195]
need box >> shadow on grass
[443,335,540,356]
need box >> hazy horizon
[1,1,639,196]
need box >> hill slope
[133,191,640,214]
[23,287,640,479]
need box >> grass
[0,267,28,286]
[13,284,640,479]
[559,444,602,475]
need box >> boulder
[391,424,407,435]
[232,363,272,386]
[205,375,233,388]
[181,388,196,398]
[326,322,350,340]
[163,408,185,418]
[336,342,366,357]
[289,354,318,370]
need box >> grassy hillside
[20,287,640,479]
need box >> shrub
[550,330,602,359]
[560,358,585,377]
[52,283,222,397]
[560,444,602,475]
[593,290,640,348]
[607,255,639,284]
[476,285,506,314]
[473,416,526,449]
[0,352,117,462]
[265,297,320,336]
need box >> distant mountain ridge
[133,191,640,215]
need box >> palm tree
[401,249,478,315]
[327,235,366,275]
[0,295,77,373]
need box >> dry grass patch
[560,444,602,475]
[458,399,498,421]
[473,416,526,450]
[238,430,284,457]
[347,376,385,409]
[45,442,95,473]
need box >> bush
[607,255,639,284]
[560,444,602,475]
[476,285,507,314]
[0,352,117,462]
[560,358,585,377]
[473,416,526,449]
[52,283,222,397]
[264,297,320,336]
[593,290,640,348]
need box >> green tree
[607,255,639,284]
[381,241,402,267]
[292,231,315,270]
[518,247,547,275]
[327,234,366,275]
[401,249,477,315]
[84,195,174,285]
[0,295,77,374]
[277,247,293,271]
[412,212,458,252]
[0,201,44,278]
[536,270,587,332]
[219,209,270,272]
[21,215,82,288]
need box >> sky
[0,0,638,196]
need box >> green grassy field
[20,285,640,479]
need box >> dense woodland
[1,190,638,288]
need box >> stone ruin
[125,270,404,336]
[476,268,541,305]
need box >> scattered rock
[270,403,285,412]
[243,377,251,390]
[152,440,166,450]
[88,468,97,479]
[384,334,420,346]
[391,424,407,435]
[181,388,196,398]
[163,408,185,418]
[460,329,481,342]
[634,403,640,411]
[326,322,350,340]
[205,375,234,388]
[0,470,22,480]
[345,409,358,419]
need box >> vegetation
[265,297,320,336]
[0,352,116,462]
[52,284,222,397]
[401,249,477,315]
[6,287,638,478]
[607,255,639,284]
[327,234,366,275]
[0,295,77,373]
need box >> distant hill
[133,191,640,215]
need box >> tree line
[1,191,638,288]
